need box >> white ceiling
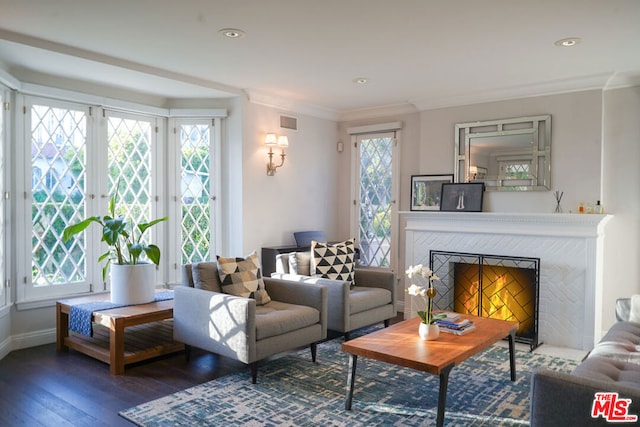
[1,0,639,119]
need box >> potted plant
[406,264,446,340]
[63,184,168,304]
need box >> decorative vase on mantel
[110,263,156,305]
[419,322,440,340]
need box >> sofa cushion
[217,251,271,305]
[349,286,392,315]
[255,300,319,340]
[289,251,311,276]
[588,321,640,364]
[599,321,640,347]
[573,356,640,389]
[311,239,355,285]
[192,262,223,293]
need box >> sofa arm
[173,285,256,363]
[264,277,327,336]
[355,267,396,302]
[530,368,640,427]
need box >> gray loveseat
[530,298,640,426]
[174,262,327,383]
[272,252,396,340]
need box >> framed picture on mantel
[440,182,485,212]
[410,174,454,211]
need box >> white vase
[419,322,440,340]
[110,263,156,305]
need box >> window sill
[16,291,110,311]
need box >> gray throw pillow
[192,262,223,293]
[289,251,312,276]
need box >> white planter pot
[110,263,156,305]
[418,323,440,340]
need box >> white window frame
[166,117,222,285]
[102,109,166,287]
[348,122,401,275]
[12,85,227,306]
[0,85,10,312]
[16,96,95,302]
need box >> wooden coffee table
[56,293,184,374]
[342,314,518,427]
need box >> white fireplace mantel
[400,211,612,351]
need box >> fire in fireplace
[430,250,540,350]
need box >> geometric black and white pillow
[311,239,355,285]
[216,251,271,305]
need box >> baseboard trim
[0,336,11,360]
[2,328,56,359]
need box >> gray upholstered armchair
[174,262,327,383]
[272,252,396,340]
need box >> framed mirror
[454,115,551,191]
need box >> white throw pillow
[630,294,640,323]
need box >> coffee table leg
[508,329,516,381]
[345,354,358,410]
[437,364,454,427]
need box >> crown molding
[337,102,419,122]
[604,71,640,90]
[410,73,613,111]
[245,90,339,121]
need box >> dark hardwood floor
[0,314,403,426]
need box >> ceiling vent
[279,115,298,131]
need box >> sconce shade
[265,133,277,146]
[277,135,289,147]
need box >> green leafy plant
[62,183,168,281]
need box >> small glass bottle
[595,200,604,214]
[586,202,594,214]
[578,202,585,214]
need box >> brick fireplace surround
[400,212,611,351]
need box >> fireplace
[401,211,610,351]
[430,250,540,350]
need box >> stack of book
[436,313,477,335]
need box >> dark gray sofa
[530,298,640,426]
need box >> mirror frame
[454,115,551,191]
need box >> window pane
[31,105,87,286]
[107,116,153,259]
[358,134,393,268]
[180,124,211,263]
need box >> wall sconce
[265,133,289,176]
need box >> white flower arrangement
[405,264,445,324]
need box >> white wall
[418,90,604,213]
[241,101,342,254]
[601,86,640,329]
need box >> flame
[454,263,534,337]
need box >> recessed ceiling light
[353,77,369,84]
[554,37,581,47]
[219,28,246,39]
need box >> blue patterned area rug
[120,334,578,426]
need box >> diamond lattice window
[500,161,530,179]
[107,116,153,231]
[31,105,87,286]
[180,124,211,264]
[358,135,393,267]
